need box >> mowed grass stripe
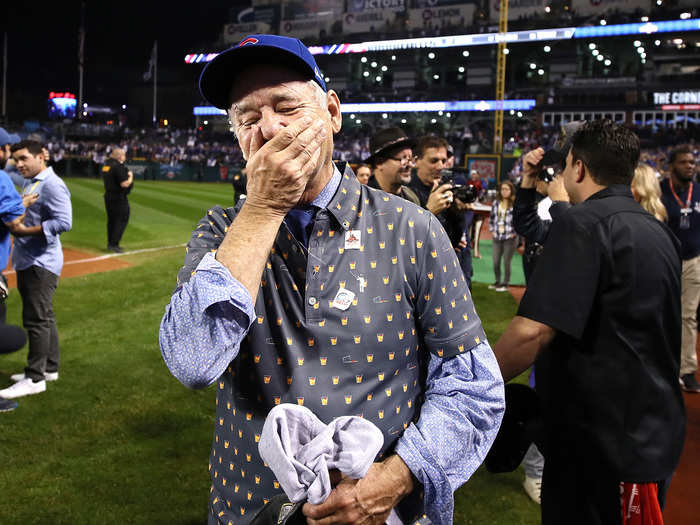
[124,184,232,213]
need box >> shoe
[108,245,124,253]
[0,397,17,412]
[495,285,508,292]
[488,283,500,290]
[0,378,46,399]
[681,373,700,393]
[523,476,542,504]
[10,371,58,382]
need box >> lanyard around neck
[670,179,692,209]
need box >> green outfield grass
[0,179,538,524]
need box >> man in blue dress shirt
[160,35,504,525]
[0,140,72,399]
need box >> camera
[440,169,479,203]
[537,165,561,183]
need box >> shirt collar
[586,184,634,201]
[324,162,363,231]
[31,166,53,183]
[310,164,342,209]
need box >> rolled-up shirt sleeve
[394,342,504,525]
[159,251,255,389]
[41,180,72,241]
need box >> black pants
[17,266,59,381]
[105,195,130,247]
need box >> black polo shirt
[518,185,685,521]
[102,158,130,197]
[408,171,466,248]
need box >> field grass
[0,179,538,524]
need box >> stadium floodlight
[544,45,551,52]
[428,52,436,59]
[458,66,465,73]
[637,47,645,53]
[371,61,377,67]
[431,119,437,123]
[530,63,537,69]
[503,48,509,55]
[604,59,611,66]
[600,19,607,26]
[381,65,388,71]
[680,12,690,20]
[538,69,545,75]
[517,111,523,117]
[363,71,369,77]
[462,51,470,57]
[545,6,551,13]
[592,49,599,56]
[641,16,649,22]
[589,43,596,49]
[597,54,604,61]
[433,74,440,80]
[338,99,537,113]
[356,119,361,124]
[121,104,127,110]
[401,118,407,123]
[203,120,208,125]
[633,40,641,47]
[641,52,647,58]
[361,56,367,63]
[446,112,451,117]
[655,40,661,45]
[382,113,388,118]
[391,55,396,60]
[375,75,382,82]
[656,0,661,4]
[325,76,330,82]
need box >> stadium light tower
[494,0,508,155]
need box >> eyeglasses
[389,155,416,166]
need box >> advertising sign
[279,15,336,39]
[223,22,272,44]
[343,8,394,34]
[347,0,405,13]
[409,4,476,28]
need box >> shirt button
[308,297,317,306]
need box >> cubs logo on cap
[199,34,328,110]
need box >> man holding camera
[494,120,685,523]
[408,136,474,285]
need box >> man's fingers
[432,182,452,194]
[265,115,315,153]
[284,120,327,163]
[248,127,265,159]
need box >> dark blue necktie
[285,206,318,248]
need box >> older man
[102,148,133,253]
[159,35,503,525]
[365,127,420,206]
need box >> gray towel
[258,404,384,505]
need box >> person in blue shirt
[0,140,72,400]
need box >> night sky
[4,1,242,122]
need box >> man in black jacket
[102,148,133,253]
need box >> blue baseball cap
[199,34,327,110]
[9,133,20,144]
[0,127,11,146]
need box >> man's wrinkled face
[416,146,447,186]
[12,148,45,179]
[672,153,696,182]
[228,66,337,171]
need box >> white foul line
[3,243,187,275]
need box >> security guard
[102,148,133,253]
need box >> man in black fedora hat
[364,127,420,206]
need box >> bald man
[102,148,133,253]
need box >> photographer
[494,120,685,523]
[408,136,477,286]
[514,147,572,282]
[509,143,572,504]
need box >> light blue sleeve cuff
[193,251,256,326]
[394,342,505,525]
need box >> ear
[326,90,342,134]
[575,159,586,184]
